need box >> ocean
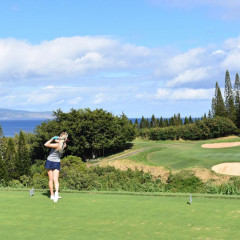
[0,119,46,137]
[0,117,198,137]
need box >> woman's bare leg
[47,170,54,197]
[53,169,60,194]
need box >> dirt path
[88,148,150,167]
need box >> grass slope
[0,191,240,240]
[127,137,240,170]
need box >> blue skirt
[45,160,60,171]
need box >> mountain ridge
[0,108,53,120]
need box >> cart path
[88,147,150,167]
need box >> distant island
[0,108,53,120]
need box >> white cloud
[93,93,105,104]
[142,88,215,101]
[0,34,240,113]
[166,67,212,87]
[0,35,238,90]
[0,36,156,84]
[68,97,82,105]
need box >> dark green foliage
[169,113,182,126]
[0,125,7,183]
[163,118,169,127]
[184,117,189,125]
[150,114,157,128]
[180,121,210,140]
[15,130,31,179]
[212,82,227,117]
[32,108,136,161]
[224,70,236,122]
[4,138,17,180]
[208,110,212,118]
[134,118,139,129]
[234,73,240,128]
[149,126,178,140]
[30,155,164,192]
[138,128,150,139]
[203,116,239,138]
[159,116,164,127]
[188,116,193,124]
[140,116,149,128]
[146,116,238,141]
[0,154,7,184]
[166,170,204,193]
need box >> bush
[32,173,48,189]
[8,179,24,188]
[149,126,178,140]
[146,116,238,141]
[203,116,239,138]
[166,170,204,193]
[180,121,210,140]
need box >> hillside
[0,108,53,120]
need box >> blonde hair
[57,132,68,154]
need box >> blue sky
[0,0,240,117]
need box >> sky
[0,0,240,117]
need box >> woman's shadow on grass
[42,191,51,198]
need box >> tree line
[0,130,31,183]
[134,114,198,129]
[0,69,240,188]
[211,70,240,128]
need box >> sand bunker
[212,163,240,176]
[201,142,240,148]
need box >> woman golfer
[44,132,68,202]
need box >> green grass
[126,137,240,170]
[1,190,240,239]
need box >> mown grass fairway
[1,190,240,239]
[127,137,240,170]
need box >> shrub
[203,116,239,138]
[149,126,178,140]
[166,170,204,193]
[8,179,24,188]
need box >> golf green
[0,191,240,239]
[128,138,240,170]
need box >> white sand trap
[201,142,240,148]
[212,163,240,176]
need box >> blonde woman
[44,132,68,202]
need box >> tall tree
[234,73,240,128]
[4,138,17,180]
[184,117,189,125]
[134,118,139,125]
[189,116,194,124]
[150,114,157,128]
[213,82,227,117]
[159,116,164,128]
[163,118,169,127]
[0,153,7,183]
[33,108,136,161]
[15,130,31,178]
[177,113,183,125]
[139,116,146,129]
[208,110,212,119]
[224,70,235,121]
[211,97,216,117]
[0,125,5,161]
